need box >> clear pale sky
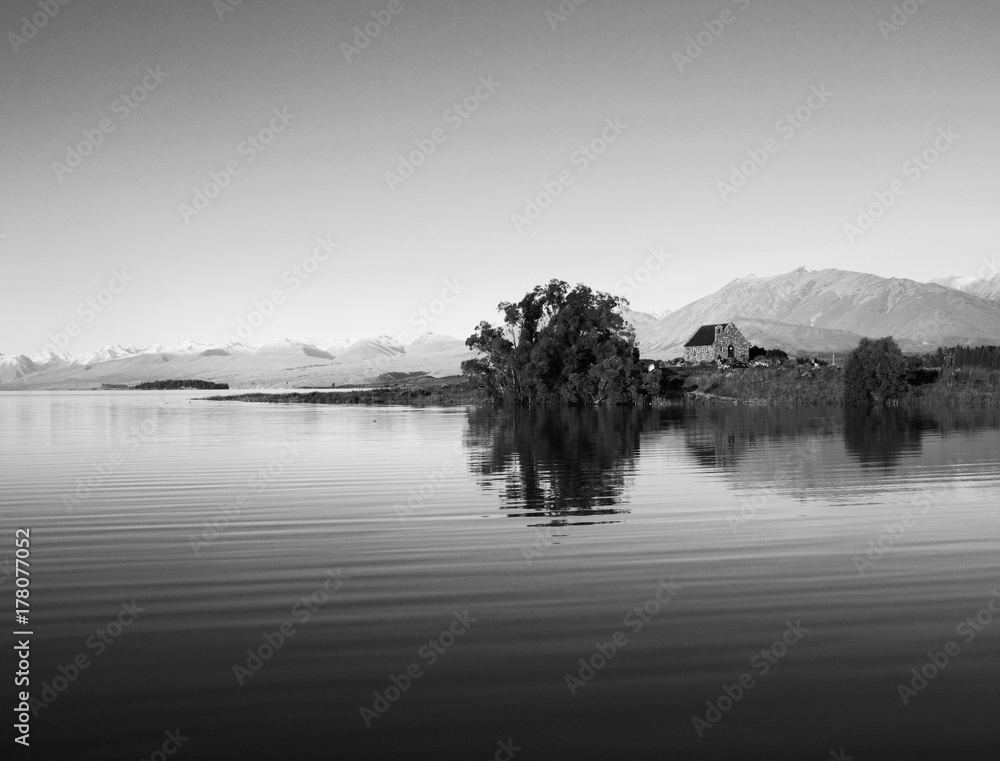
[2,0,998,354]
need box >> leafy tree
[843,336,909,406]
[461,280,653,405]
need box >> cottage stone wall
[715,324,750,362]
[685,345,717,363]
[683,324,750,363]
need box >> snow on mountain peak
[930,273,1000,301]
[163,340,214,354]
[28,349,75,365]
[406,332,458,345]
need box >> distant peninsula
[207,379,482,407]
[104,379,230,390]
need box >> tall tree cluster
[461,280,656,405]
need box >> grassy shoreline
[207,380,486,407]
[656,365,1000,407]
[206,367,1000,407]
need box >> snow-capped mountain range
[3,268,999,388]
[0,334,461,386]
[930,273,1000,302]
[14,333,453,367]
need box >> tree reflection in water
[464,406,648,522]
[842,407,930,468]
[843,405,1000,468]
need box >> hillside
[1,335,471,390]
[635,267,1000,358]
[930,273,1000,301]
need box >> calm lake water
[2,392,999,760]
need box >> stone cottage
[683,323,750,363]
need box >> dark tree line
[748,346,789,362]
[911,345,1000,370]
[843,338,1000,406]
[134,379,229,390]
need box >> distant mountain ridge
[930,273,1000,302]
[633,267,1000,358]
[0,333,463,387]
[5,267,1000,387]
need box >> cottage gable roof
[684,323,731,347]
